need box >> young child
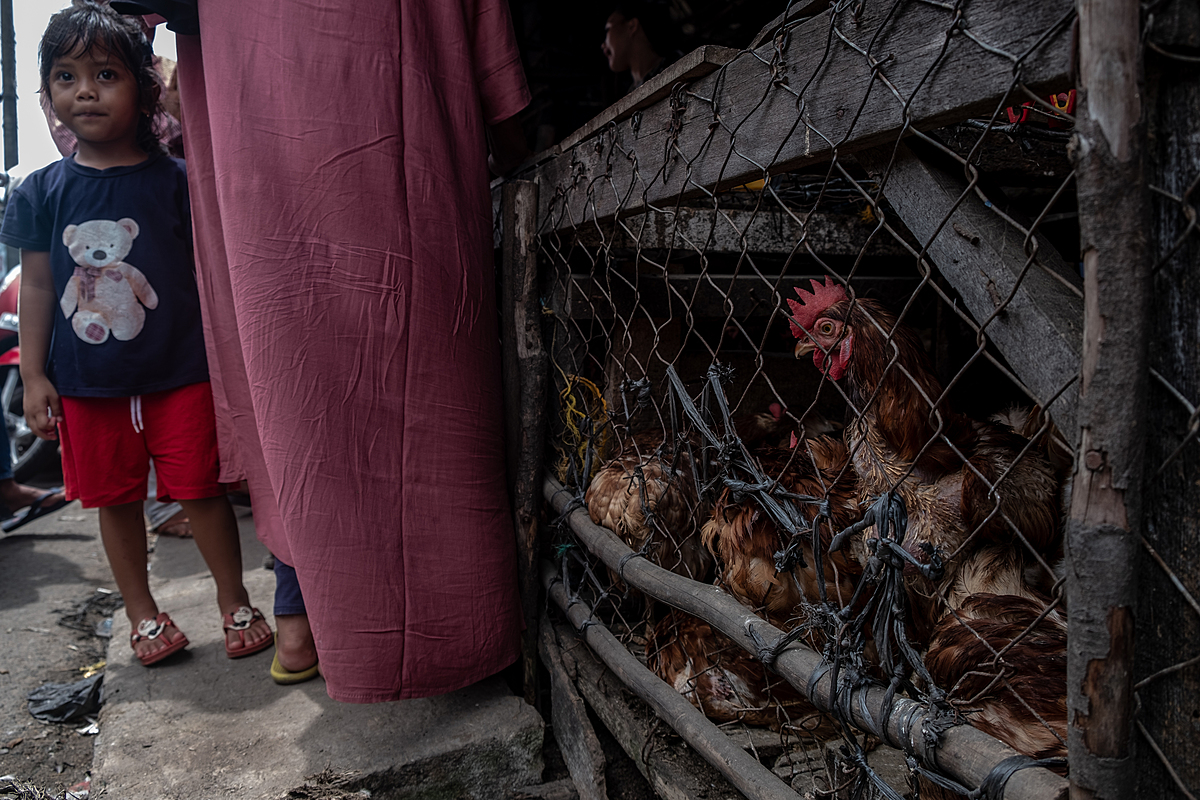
[0,1,273,666]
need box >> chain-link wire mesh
[1134,26,1200,797]
[496,0,1182,796]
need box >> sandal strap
[224,606,264,632]
[132,613,172,643]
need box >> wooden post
[1136,3,1200,794]
[501,179,549,704]
[1067,0,1149,797]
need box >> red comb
[787,276,847,338]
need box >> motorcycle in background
[0,266,59,481]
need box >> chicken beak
[794,339,815,359]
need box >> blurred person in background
[602,1,682,90]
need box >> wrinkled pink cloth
[175,0,529,702]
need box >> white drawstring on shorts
[129,396,144,433]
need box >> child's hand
[22,376,63,441]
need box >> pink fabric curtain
[176,0,529,702]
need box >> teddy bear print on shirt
[60,218,159,344]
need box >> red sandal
[131,612,189,666]
[223,606,273,659]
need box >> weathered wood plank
[548,620,745,800]
[570,207,908,256]
[748,0,833,50]
[512,778,581,800]
[539,612,608,800]
[556,46,739,154]
[855,141,1083,437]
[563,273,918,321]
[542,585,799,800]
[530,0,1073,234]
[933,123,1074,187]
[544,475,1069,800]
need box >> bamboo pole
[545,475,1069,800]
[1067,0,1149,798]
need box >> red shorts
[59,381,222,508]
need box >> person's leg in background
[145,463,189,537]
[0,423,68,530]
[270,556,318,683]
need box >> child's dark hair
[39,0,164,156]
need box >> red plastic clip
[1046,90,1076,128]
[1005,102,1033,124]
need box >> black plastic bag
[27,674,104,723]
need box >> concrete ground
[2,497,546,800]
[0,500,112,797]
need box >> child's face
[47,45,142,150]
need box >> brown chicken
[730,402,844,451]
[731,402,794,450]
[992,404,1074,528]
[923,593,1067,766]
[788,277,1062,635]
[700,435,864,645]
[647,608,837,735]
[585,433,713,589]
[584,400,815,590]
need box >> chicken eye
[818,321,835,335]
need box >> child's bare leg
[178,494,272,653]
[99,500,185,661]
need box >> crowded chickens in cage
[700,435,863,640]
[787,275,1064,623]
[923,593,1068,766]
[785,275,1068,762]
[584,430,713,595]
[566,272,1071,784]
[647,608,838,737]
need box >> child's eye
[98,69,117,80]
[56,71,73,82]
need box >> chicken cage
[493,1,1199,799]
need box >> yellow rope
[551,354,612,485]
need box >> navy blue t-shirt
[0,154,209,397]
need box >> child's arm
[18,250,63,441]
